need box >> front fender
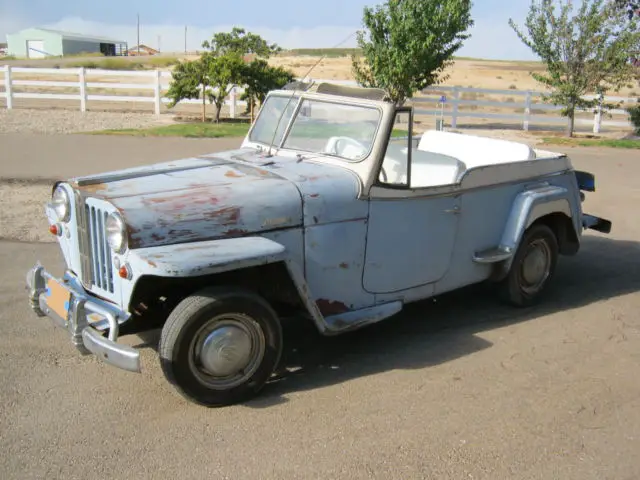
[126,236,286,278]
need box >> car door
[362,108,462,294]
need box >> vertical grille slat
[96,209,105,288]
[104,211,114,292]
[80,200,115,295]
[89,206,99,288]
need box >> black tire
[159,286,283,407]
[498,223,559,307]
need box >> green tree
[351,0,473,105]
[510,0,640,137]
[166,58,210,122]
[241,59,295,120]
[167,28,285,122]
[615,0,639,20]
[202,27,282,58]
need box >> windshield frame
[246,91,385,163]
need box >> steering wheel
[326,136,368,159]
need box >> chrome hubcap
[520,239,551,294]
[190,315,265,390]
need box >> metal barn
[6,28,128,58]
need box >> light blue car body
[26,83,611,374]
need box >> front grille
[76,195,115,295]
[85,204,115,293]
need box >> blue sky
[0,0,538,60]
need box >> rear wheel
[498,223,559,307]
[159,287,283,407]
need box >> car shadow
[244,234,640,408]
[131,234,640,408]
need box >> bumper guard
[26,264,141,373]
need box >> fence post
[79,67,87,112]
[229,87,237,119]
[5,65,13,109]
[523,91,532,131]
[593,97,603,134]
[154,70,161,116]
[451,87,459,129]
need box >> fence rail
[1,65,637,133]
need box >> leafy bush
[627,103,640,135]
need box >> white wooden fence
[1,65,637,133]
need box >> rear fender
[494,184,581,275]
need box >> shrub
[509,84,517,90]
[627,103,640,135]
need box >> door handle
[444,205,461,214]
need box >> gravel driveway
[0,109,169,134]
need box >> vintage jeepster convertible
[26,82,611,406]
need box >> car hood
[71,151,310,249]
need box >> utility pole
[158,35,161,53]
[137,14,140,56]
[184,25,187,53]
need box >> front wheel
[159,287,283,407]
[498,223,559,307]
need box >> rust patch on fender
[203,206,240,225]
[147,260,157,268]
[309,193,320,198]
[316,299,349,316]
[339,262,349,269]
[225,170,243,178]
[78,182,108,194]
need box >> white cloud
[3,15,538,61]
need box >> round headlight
[105,212,128,254]
[52,185,71,222]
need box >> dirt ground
[1,135,640,479]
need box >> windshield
[248,94,299,147]
[249,95,382,161]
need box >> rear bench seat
[379,130,538,189]
[416,130,536,170]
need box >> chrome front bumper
[26,264,141,373]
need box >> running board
[473,246,514,264]
[323,301,403,335]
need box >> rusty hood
[71,153,307,249]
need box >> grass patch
[90,122,251,138]
[541,137,640,149]
[67,56,177,70]
[90,121,410,142]
[145,56,180,67]
[68,58,146,70]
